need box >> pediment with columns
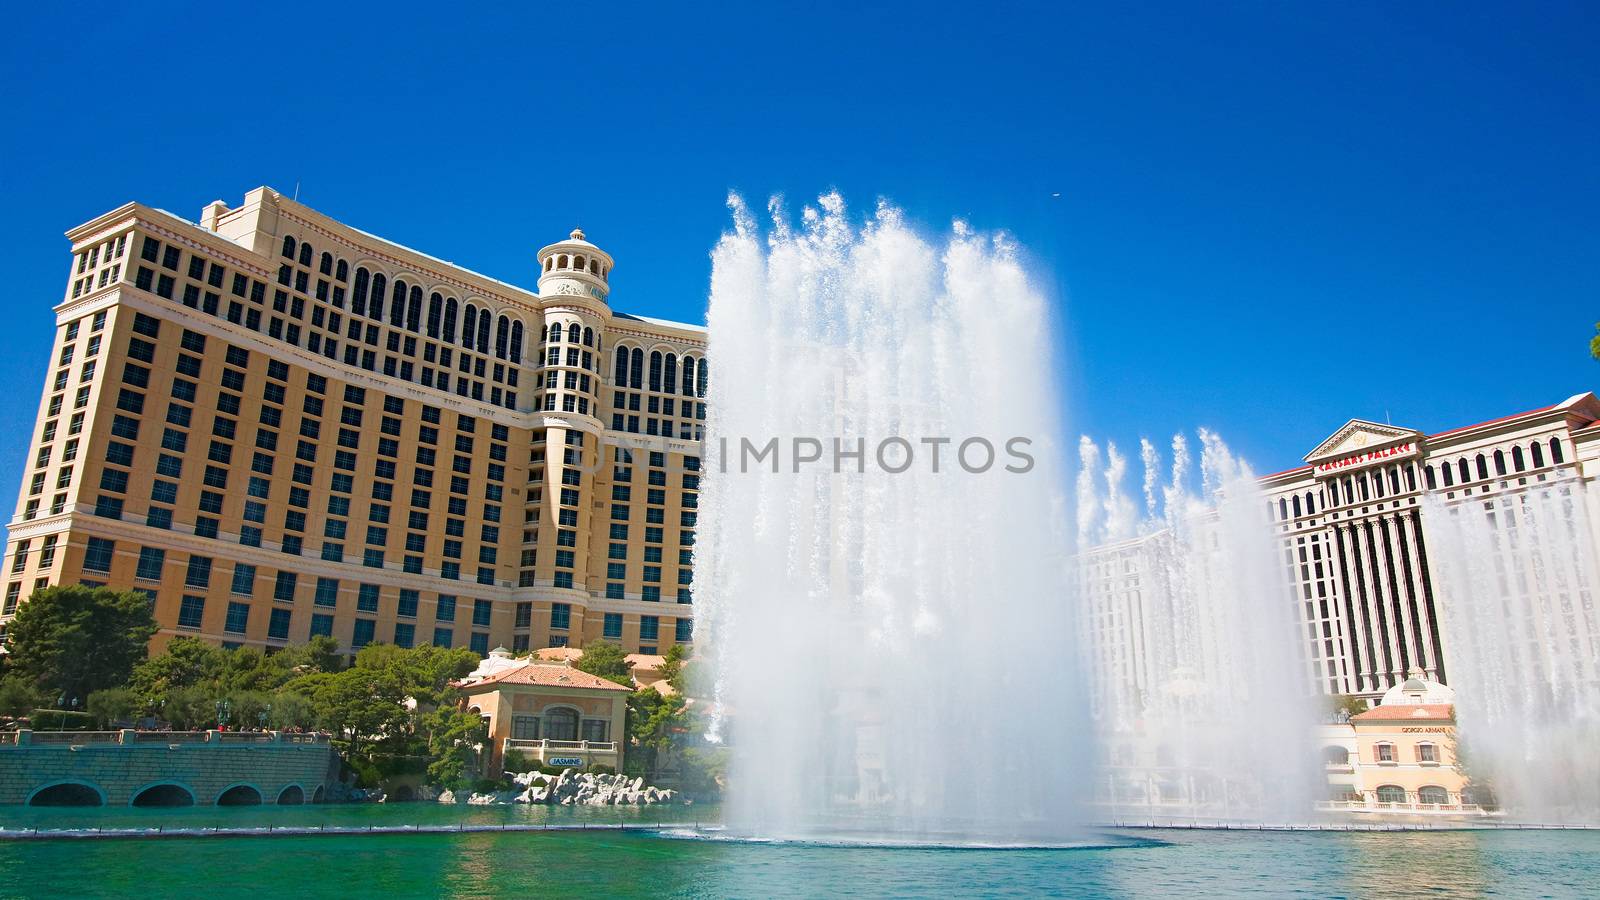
[1304,419,1424,464]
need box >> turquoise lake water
[0,804,1593,898]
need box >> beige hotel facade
[3,187,705,658]
[1083,391,1600,704]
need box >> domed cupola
[537,227,613,314]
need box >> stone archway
[216,784,263,806]
[28,781,105,807]
[277,785,305,805]
[132,783,195,807]
[311,785,326,804]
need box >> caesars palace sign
[1314,441,1419,475]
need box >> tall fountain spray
[1422,482,1600,823]
[1076,432,1321,823]
[695,194,1086,843]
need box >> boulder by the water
[501,769,675,806]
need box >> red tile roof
[460,663,632,693]
[1351,703,1453,722]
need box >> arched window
[664,353,678,394]
[696,358,708,397]
[1493,449,1506,476]
[1404,464,1416,492]
[544,257,553,272]
[1511,446,1525,472]
[567,322,580,343]
[1532,442,1545,468]
[583,327,593,347]
[1458,458,1470,484]
[352,268,370,316]
[476,309,490,350]
[1389,467,1401,494]
[1358,476,1369,502]
[1550,438,1565,464]
[682,357,697,396]
[319,252,333,275]
[543,706,579,741]
[614,347,629,383]
[427,293,443,338]
[510,321,524,364]
[407,286,423,333]
[590,258,599,274]
[391,280,408,327]
[1323,746,1349,765]
[1476,454,1489,480]
[1291,496,1302,518]
[369,272,385,320]
[575,254,587,272]
[282,235,296,259]
[462,304,477,349]
[495,316,510,359]
[298,242,313,267]
[649,351,663,391]
[1426,465,1438,490]
[549,322,562,342]
[1375,785,1407,805]
[1418,785,1449,806]
[629,348,643,389]
[335,259,349,282]
[443,298,458,342]
[559,254,569,269]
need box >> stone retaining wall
[0,731,338,806]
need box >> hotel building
[1083,392,1600,705]
[3,187,706,658]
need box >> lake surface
[0,804,1593,898]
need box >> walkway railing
[0,730,330,748]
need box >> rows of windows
[22,309,111,522]
[86,314,516,589]
[69,234,128,300]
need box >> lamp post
[215,698,231,731]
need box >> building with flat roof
[3,187,705,659]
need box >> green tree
[574,641,634,687]
[627,686,688,780]
[279,635,342,675]
[3,585,156,701]
[86,687,140,727]
[308,663,411,757]
[128,636,225,698]
[1591,322,1600,361]
[0,675,43,717]
[267,690,316,730]
[424,704,487,789]
[1325,694,1367,720]
[658,644,690,694]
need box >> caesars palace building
[1083,391,1600,704]
[2,187,706,657]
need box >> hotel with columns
[2,187,705,658]
[1084,392,1600,704]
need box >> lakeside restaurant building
[1319,672,1470,813]
[456,647,631,773]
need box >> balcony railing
[505,738,618,753]
[1316,799,1495,815]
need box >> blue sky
[1,1,1596,511]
